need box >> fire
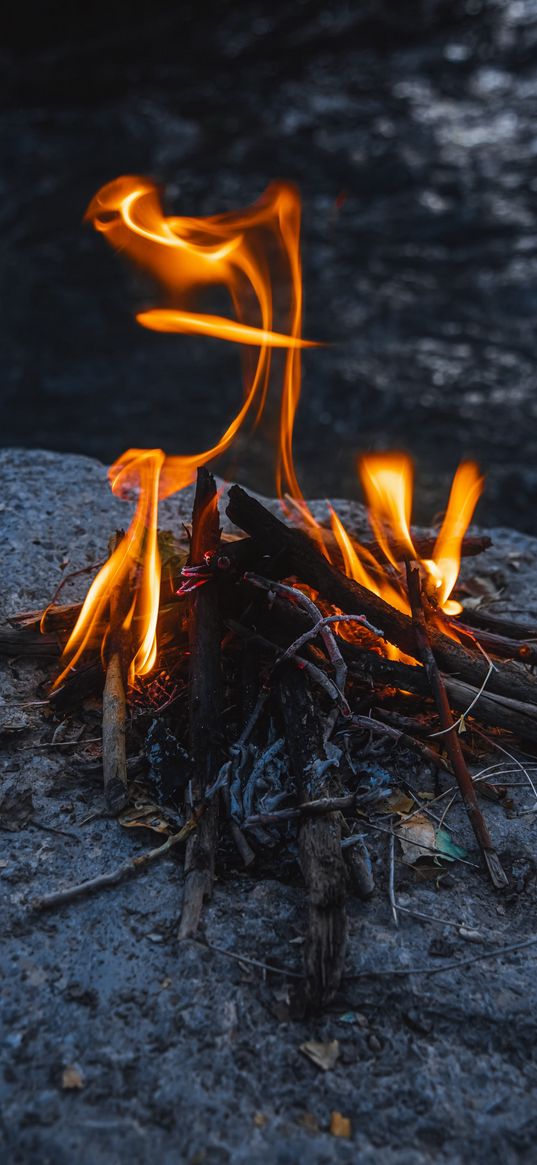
[55,449,164,688]
[85,177,315,503]
[428,461,484,615]
[329,452,483,625]
[53,176,484,690]
[55,178,319,687]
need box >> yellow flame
[329,454,483,633]
[430,461,484,615]
[85,176,315,504]
[54,449,164,687]
[359,453,417,568]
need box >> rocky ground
[2,1,537,531]
[1,449,537,1164]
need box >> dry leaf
[384,790,414,816]
[396,814,436,864]
[299,1039,340,1072]
[62,1065,85,1090]
[254,1113,268,1128]
[396,815,466,865]
[118,800,173,835]
[330,1112,352,1138]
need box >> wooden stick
[229,578,537,744]
[405,562,508,890]
[179,468,223,940]
[0,629,62,657]
[278,666,347,1009]
[457,622,537,667]
[102,534,131,814]
[461,607,537,641]
[210,530,490,578]
[226,485,537,708]
[31,819,197,911]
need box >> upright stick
[279,666,347,1008]
[102,533,131,814]
[405,562,508,890]
[179,468,223,939]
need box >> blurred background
[2,0,537,530]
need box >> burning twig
[226,486,537,707]
[329,635,537,741]
[405,562,508,890]
[179,468,224,940]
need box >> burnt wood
[278,666,347,1009]
[226,485,537,708]
[406,562,508,889]
[179,468,223,940]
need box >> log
[226,486,537,708]
[179,468,223,940]
[343,642,537,744]
[278,666,347,1009]
[0,628,62,657]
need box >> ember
[6,174,537,1010]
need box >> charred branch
[179,468,224,941]
[405,562,508,890]
[226,485,537,708]
[278,666,347,1009]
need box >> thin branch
[405,563,508,890]
[30,819,197,911]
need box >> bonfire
[6,175,537,1009]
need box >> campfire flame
[54,177,484,688]
[85,177,314,503]
[55,449,164,687]
[329,453,484,621]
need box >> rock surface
[1,449,537,1165]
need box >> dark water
[2,1,537,531]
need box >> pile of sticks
[4,468,537,1009]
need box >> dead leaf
[254,1113,268,1128]
[459,575,503,603]
[118,800,174,835]
[330,1112,352,1138]
[396,815,467,865]
[384,790,414,816]
[396,814,436,864]
[299,1039,340,1072]
[62,1065,85,1090]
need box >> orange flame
[54,175,484,690]
[429,461,484,615]
[85,176,315,503]
[55,449,164,688]
[329,453,483,634]
[54,177,320,688]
